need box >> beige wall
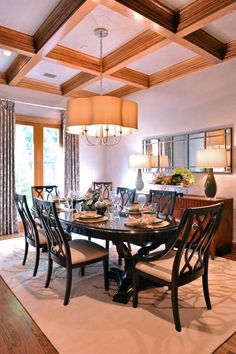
[80,58,236,240]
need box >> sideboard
[173,195,233,259]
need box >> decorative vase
[204,168,217,198]
[96,206,107,215]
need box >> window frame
[16,115,62,185]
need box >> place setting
[73,211,108,223]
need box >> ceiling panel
[0,49,18,71]
[26,60,80,85]
[84,78,124,94]
[0,0,60,35]
[60,4,146,57]
[127,43,195,74]
[204,10,236,43]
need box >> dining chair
[92,182,112,199]
[15,193,47,277]
[133,203,224,331]
[149,190,177,217]
[35,198,109,305]
[116,187,136,265]
[116,187,136,209]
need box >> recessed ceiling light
[3,50,12,57]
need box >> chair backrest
[31,185,59,204]
[35,198,70,266]
[149,190,177,216]
[92,182,112,199]
[116,187,136,208]
[15,193,39,245]
[174,203,223,282]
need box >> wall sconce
[129,154,151,191]
[196,148,227,198]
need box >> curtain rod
[14,99,65,111]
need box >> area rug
[0,237,235,354]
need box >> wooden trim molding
[16,114,61,126]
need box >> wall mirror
[142,127,232,174]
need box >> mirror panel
[143,127,232,174]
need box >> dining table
[58,211,178,304]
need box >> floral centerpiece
[151,167,195,187]
[80,187,100,211]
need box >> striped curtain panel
[0,99,18,235]
[61,111,80,196]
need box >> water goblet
[137,194,147,217]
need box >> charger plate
[74,215,108,223]
[124,220,169,229]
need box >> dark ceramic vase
[204,168,217,198]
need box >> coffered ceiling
[0,0,236,111]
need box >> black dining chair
[15,193,47,277]
[92,182,112,199]
[116,187,136,209]
[149,190,177,217]
[133,203,224,331]
[35,198,109,305]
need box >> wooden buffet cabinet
[173,195,233,259]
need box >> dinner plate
[74,215,108,223]
[124,220,169,228]
[79,213,101,219]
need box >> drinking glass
[137,194,147,216]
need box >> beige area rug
[0,237,235,354]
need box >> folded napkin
[124,215,169,228]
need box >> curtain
[0,99,18,235]
[61,111,80,196]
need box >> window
[15,117,62,204]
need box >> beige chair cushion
[68,239,108,265]
[38,230,47,246]
[135,250,198,282]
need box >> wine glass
[137,194,147,216]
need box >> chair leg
[33,246,40,277]
[80,266,85,276]
[202,270,211,309]
[22,240,28,265]
[118,255,122,266]
[45,256,53,288]
[171,286,181,332]
[133,270,139,308]
[64,267,72,305]
[103,257,109,291]
[105,240,109,251]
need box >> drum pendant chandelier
[66,28,138,146]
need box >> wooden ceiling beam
[7,0,96,86]
[178,0,236,36]
[101,0,226,64]
[100,0,177,37]
[62,72,98,96]
[16,78,62,96]
[46,45,100,75]
[0,26,35,56]
[6,55,31,84]
[103,30,171,74]
[149,56,213,87]
[70,90,97,98]
[0,72,7,85]
[109,68,149,88]
[107,85,141,97]
[224,40,236,60]
[174,29,226,64]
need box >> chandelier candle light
[66,28,138,146]
[129,154,151,191]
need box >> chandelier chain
[100,32,103,96]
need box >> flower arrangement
[151,167,194,187]
[81,187,100,211]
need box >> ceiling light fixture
[66,28,138,146]
[3,50,12,57]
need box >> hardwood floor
[0,234,235,354]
